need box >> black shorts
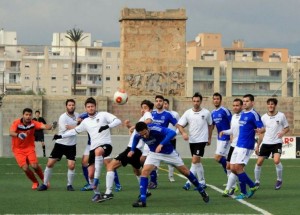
[259,143,282,158]
[171,139,176,149]
[49,143,76,161]
[227,146,235,162]
[88,144,112,165]
[189,142,207,157]
[34,130,44,142]
[114,147,142,169]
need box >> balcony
[232,76,281,83]
[232,89,282,96]
[76,80,102,87]
[193,75,214,81]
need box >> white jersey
[127,111,153,149]
[178,108,212,143]
[261,111,289,145]
[62,112,121,150]
[223,113,241,147]
[56,112,79,146]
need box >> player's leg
[168,139,176,182]
[105,159,122,197]
[273,143,283,190]
[65,145,76,191]
[254,156,265,186]
[215,140,230,174]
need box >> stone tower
[119,8,187,96]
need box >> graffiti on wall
[125,71,185,95]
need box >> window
[63,75,68,80]
[51,86,56,92]
[25,63,30,68]
[51,63,57,68]
[51,76,56,80]
[117,52,120,58]
[24,74,30,80]
[117,76,120,81]
[63,87,68,93]
[106,52,111,58]
[106,65,111,69]
[63,64,69,69]
[106,76,110,81]
[105,87,111,93]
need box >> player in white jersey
[38,99,79,191]
[219,98,243,196]
[52,97,121,202]
[100,100,154,201]
[163,98,180,182]
[254,98,289,190]
[177,92,213,190]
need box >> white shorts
[144,150,184,167]
[230,146,254,165]
[142,144,150,156]
[215,140,231,156]
[83,144,90,156]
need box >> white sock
[168,165,174,177]
[136,175,140,184]
[227,169,231,177]
[276,162,283,181]
[197,163,205,184]
[105,171,115,194]
[254,164,262,183]
[186,163,196,184]
[44,167,53,185]
[94,156,103,179]
[225,172,237,190]
[67,169,75,186]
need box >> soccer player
[177,92,213,190]
[51,97,121,202]
[211,93,232,174]
[37,99,79,191]
[130,122,209,207]
[254,98,289,190]
[219,98,243,196]
[32,110,47,157]
[148,95,178,188]
[163,98,180,182]
[230,94,264,199]
[10,108,55,189]
[101,100,154,201]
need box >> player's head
[155,95,164,110]
[22,108,33,124]
[233,98,243,114]
[192,92,202,110]
[266,98,278,113]
[135,121,149,138]
[35,110,40,117]
[163,98,170,110]
[65,99,76,114]
[85,97,97,115]
[213,92,222,108]
[242,94,254,110]
[140,100,154,115]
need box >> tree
[65,28,88,95]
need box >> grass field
[1,157,299,215]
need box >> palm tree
[65,28,88,95]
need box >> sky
[1,0,300,55]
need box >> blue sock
[219,157,227,174]
[150,170,157,184]
[82,165,89,184]
[139,177,148,203]
[238,172,255,193]
[187,171,204,192]
[114,170,121,185]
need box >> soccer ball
[113,89,128,105]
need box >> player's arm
[277,126,289,138]
[255,133,264,155]
[207,124,213,146]
[128,134,141,157]
[9,123,26,139]
[156,128,176,153]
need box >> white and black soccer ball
[113,89,128,105]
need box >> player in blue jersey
[148,95,178,189]
[227,94,264,199]
[129,122,209,207]
[211,93,232,174]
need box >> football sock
[168,164,174,177]
[187,171,204,192]
[105,171,115,194]
[275,162,283,181]
[94,156,103,179]
[114,170,121,185]
[226,172,237,190]
[238,172,255,189]
[186,163,196,184]
[42,145,46,156]
[67,169,75,186]
[24,168,38,183]
[82,165,89,184]
[140,177,148,203]
[196,162,206,184]
[136,175,140,183]
[219,156,227,174]
[254,164,262,183]
[44,167,53,185]
[150,169,157,184]
[34,165,44,181]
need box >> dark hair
[243,94,254,101]
[155,95,164,100]
[213,92,222,101]
[267,98,278,105]
[233,98,243,105]
[66,99,76,106]
[35,110,40,114]
[164,98,170,104]
[85,97,96,106]
[141,100,154,110]
[192,92,202,101]
[23,108,33,114]
[135,121,148,132]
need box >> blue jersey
[152,110,178,128]
[211,106,232,141]
[131,124,176,154]
[237,109,263,150]
[79,112,91,145]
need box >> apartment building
[186,33,297,97]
